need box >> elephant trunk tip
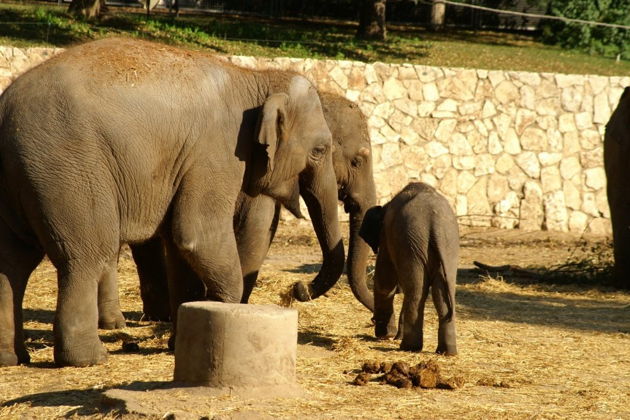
[292,281,314,302]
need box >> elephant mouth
[338,184,362,214]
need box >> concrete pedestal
[173,302,298,388]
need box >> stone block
[543,191,568,232]
[174,302,298,388]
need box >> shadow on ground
[457,269,629,334]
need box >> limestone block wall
[2,45,628,234]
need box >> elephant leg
[163,237,205,350]
[235,195,280,303]
[53,260,111,366]
[432,273,457,356]
[97,256,126,330]
[0,223,43,366]
[373,251,398,339]
[398,264,430,352]
[130,238,171,321]
[169,174,244,304]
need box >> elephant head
[318,92,377,311]
[244,74,345,301]
[359,205,384,255]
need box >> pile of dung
[352,360,464,390]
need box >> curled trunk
[292,166,345,301]
[346,209,375,311]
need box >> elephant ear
[359,205,384,254]
[257,93,289,172]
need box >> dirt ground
[0,219,628,419]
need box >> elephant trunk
[345,186,377,312]
[292,165,345,301]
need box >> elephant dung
[174,302,298,391]
[410,360,440,388]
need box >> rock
[561,86,583,112]
[575,112,593,130]
[538,152,562,167]
[495,154,515,174]
[449,133,473,156]
[487,173,509,203]
[515,152,541,178]
[541,166,561,193]
[383,77,406,101]
[520,181,543,231]
[584,167,606,190]
[555,74,582,88]
[423,83,440,101]
[520,85,536,110]
[404,79,424,101]
[492,191,520,229]
[568,211,588,233]
[588,218,611,235]
[495,80,519,105]
[593,91,611,125]
[520,127,547,151]
[543,191,568,232]
[515,109,537,135]
[432,119,457,144]
[563,181,581,210]
[482,100,497,118]
[426,141,449,158]
[467,177,492,226]
[558,113,576,133]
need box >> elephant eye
[311,145,327,158]
[351,157,363,168]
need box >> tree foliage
[536,0,629,59]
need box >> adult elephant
[0,38,344,367]
[604,86,630,290]
[97,92,377,328]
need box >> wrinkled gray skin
[96,92,377,328]
[604,86,630,290]
[0,38,345,367]
[359,182,458,355]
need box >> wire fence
[0,0,627,46]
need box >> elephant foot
[400,339,423,352]
[375,321,397,339]
[436,344,457,356]
[0,351,18,367]
[54,341,108,367]
[98,313,126,330]
[141,308,171,322]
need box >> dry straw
[0,221,628,419]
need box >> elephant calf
[359,182,459,355]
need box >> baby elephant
[359,182,459,355]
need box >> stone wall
[2,45,628,234]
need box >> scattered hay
[353,360,465,390]
[279,286,294,307]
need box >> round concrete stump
[173,302,298,388]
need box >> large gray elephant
[604,86,630,291]
[96,91,377,329]
[359,182,459,355]
[0,38,345,367]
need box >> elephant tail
[434,234,457,323]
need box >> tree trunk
[431,0,446,31]
[68,0,106,19]
[357,0,386,41]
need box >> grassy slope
[1,2,629,76]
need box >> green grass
[1,2,629,76]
